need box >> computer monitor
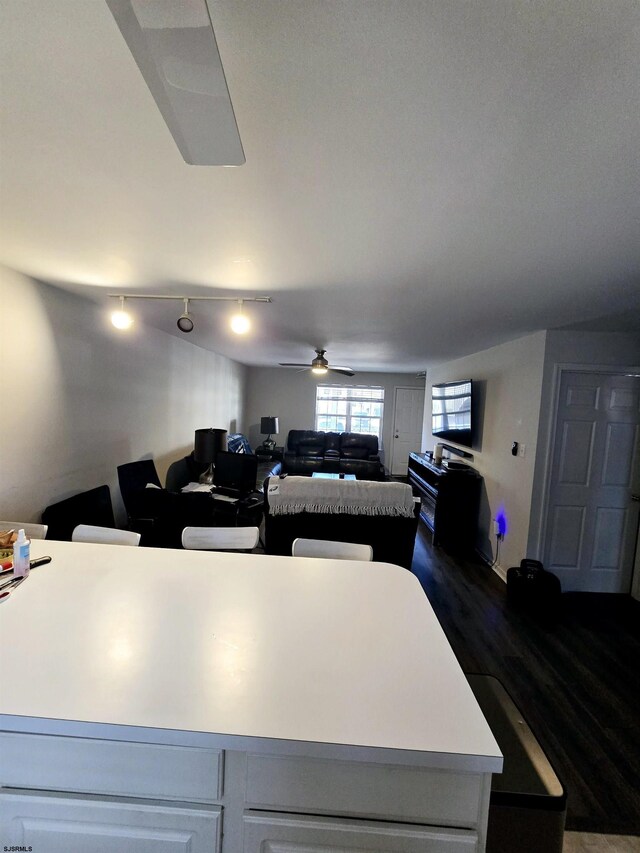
[213,451,258,495]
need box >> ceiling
[1,0,639,372]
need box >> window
[315,385,384,439]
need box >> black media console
[408,452,482,554]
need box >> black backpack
[507,558,561,613]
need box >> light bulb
[111,309,132,329]
[230,302,250,334]
[311,367,328,375]
[111,296,132,330]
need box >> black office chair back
[42,485,116,541]
[117,460,162,515]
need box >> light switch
[518,443,526,457]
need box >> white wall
[0,268,246,524]
[244,367,424,463]
[422,332,547,574]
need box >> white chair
[72,525,141,546]
[0,521,48,540]
[181,526,260,551]
[292,538,373,561]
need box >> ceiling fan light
[311,366,328,375]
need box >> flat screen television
[432,380,473,448]
[213,451,258,495]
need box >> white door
[390,387,425,476]
[0,792,221,853]
[543,370,640,593]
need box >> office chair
[72,525,141,546]
[291,538,373,561]
[42,485,116,541]
[181,526,260,552]
[0,521,48,540]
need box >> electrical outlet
[518,443,526,457]
[493,519,501,536]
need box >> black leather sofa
[282,430,386,480]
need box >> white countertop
[0,540,501,772]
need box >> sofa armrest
[324,450,340,459]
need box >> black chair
[42,485,116,541]
[117,460,163,542]
[165,452,208,492]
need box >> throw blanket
[266,476,416,517]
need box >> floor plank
[563,833,640,852]
[410,527,640,835]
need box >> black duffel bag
[507,558,561,614]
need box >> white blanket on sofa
[266,476,416,517]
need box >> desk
[255,446,284,461]
[0,540,501,852]
[133,486,262,547]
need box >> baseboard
[492,562,507,583]
[475,547,507,584]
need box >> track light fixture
[111,295,133,330]
[108,293,271,336]
[177,298,194,333]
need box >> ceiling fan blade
[279,363,311,368]
[328,366,355,376]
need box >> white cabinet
[0,791,221,853]
[0,734,224,853]
[1,740,492,852]
[242,811,479,852]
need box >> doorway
[390,387,425,476]
[542,369,640,593]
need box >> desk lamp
[194,428,227,485]
[259,417,279,452]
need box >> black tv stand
[408,453,481,553]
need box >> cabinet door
[243,811,478,852]
[0,791,221,853]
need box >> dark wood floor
[410,526,640,836]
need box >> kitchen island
[0,540,501,852]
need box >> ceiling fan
[280,349,355,377]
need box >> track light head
[177,298,194,333]
[177,314,194,332]
[230,300,250,334]
[111,296,133,330]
